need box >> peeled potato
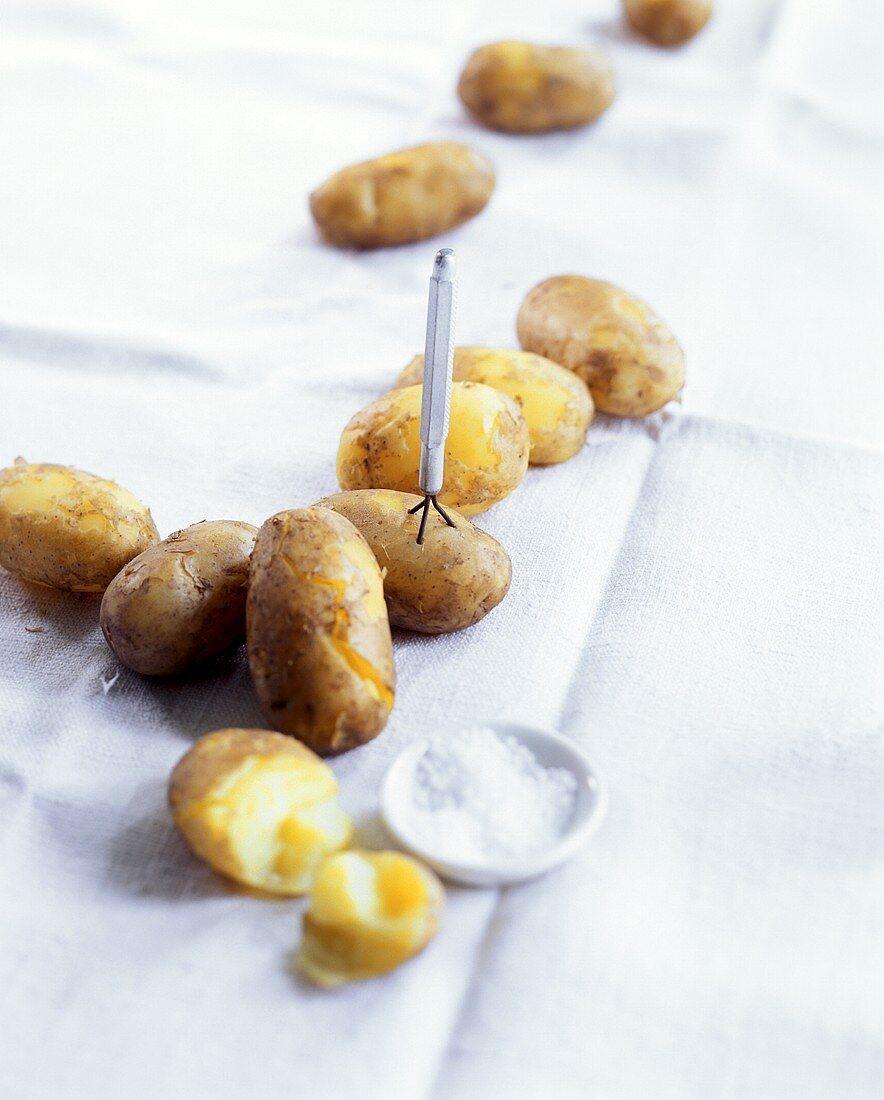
[317,489,512,634]
[458,40,615,133]
[517,276,685,417]
[169,728,352,896]
[395,347,592,465]
[298,850,444,988]
[337,382,529,516]
[0,460,158,591]
[624,0,712,46]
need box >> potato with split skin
[298,850,444,988]
[337,382,529,516]
[458,41,615,134]
[396,347,593,465]
[0,460,158,592]
[169,728,352,896]
[247,507,395,755]
[517,276,685,417]
[317,490,511,634]
[624,0,712,46]
[99,520,257,676]
[309,142,495,249]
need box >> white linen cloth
[0,1,882,1097]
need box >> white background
[0,1,882,1097]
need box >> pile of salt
[407,726,578,864]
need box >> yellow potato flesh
[336,382,528,516]
[299,850,444,987]
[397,347,592,465]
[171,732,353,896]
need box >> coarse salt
[406,726,578,864]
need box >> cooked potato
[624,0,712,46]
[309,142,495,249]
[517,276,684,417]
[396,347,592,465]
[99,520,257,676]
[457,41,615,133]
[317,490,511,634]
[0,461,158,592]
[298,850,444,988]
[169,728,352,896]
[337,382,529,516]
[247,507,395,755]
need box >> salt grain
[407,726,578,864]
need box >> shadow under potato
[105,788,235,903]
[100,644,267,741]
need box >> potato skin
[396,347,592,465]
[0,461,158,592]
[309,142,495,249]
[337,382,529,516]
[458,41,615,133]
[624,0,712,46]
[168,727,352,896]
[247,507,395,755]
[517,276,685,417]
[99,520,257,676]
[317,490,511,634]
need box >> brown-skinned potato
[0,460,158,592]
[247,507,395,755]
[100,520,257,676]
[624,0,713,46]
[317,490,511,634]
[309,142,495,249]
[517,276,685,417]
[458,41,615,133]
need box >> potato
[0,461,158,592]
[337,382,529,516]
[317,490,511,634]
[99,520,257,676]
[309,142,495,249]
[517,276,685,417]
[298,850,444,988]
[457,41,615,133]
[396,347,592,465]
[247,507,395,755]
[624,0,712,46]
[169,728,352,896]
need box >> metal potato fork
[408,248,458,544]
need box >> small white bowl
[380,720,606,887]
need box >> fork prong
[431,495,456,528]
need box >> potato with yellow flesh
[100,520,258,676]
[247,508,395,755]
[309,142,495,249]
[624,0,712,46]
[396,347,592,465]
[298,850,444,988]
[337,382,529,516]
[317,490,511,634]
[0,461,158,592]
[517,276,685,417]
[458,41,615,134]
[169,728,352,896]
